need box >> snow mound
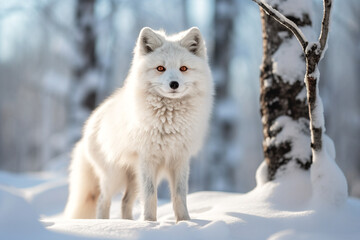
[0,187,42,238]
[46,190,360,240]
[1,169,359,240]
[310,134,348,208]
[0,186,85,240]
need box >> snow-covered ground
[1,169,360,240]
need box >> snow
[265,116,311,168]
[0,168,359,240]
[265,0,313,21]
[270,26,317,87]
[255,160,268,186]
[272,37,304,84]
[296,87,307,100]
[310,135,348,208]
[0,185,85,240]
[263,77,272,88]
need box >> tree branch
[319,0,332,51]
[252,0,308,51]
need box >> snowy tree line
[0,0,359,197]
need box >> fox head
[129,27,212,99]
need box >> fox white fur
[64,27,213,222]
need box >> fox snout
[169,81,179,89]
[164,72,183,91]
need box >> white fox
[64,27,213,222]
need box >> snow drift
[0,169,359,240]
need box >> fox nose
[169,81,179,90]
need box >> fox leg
[121,169,138,220]
[96,178,112,219]
[168,161,190,222]
[140,160,158,221]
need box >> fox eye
[180,66,188,72]
[156,66,166,72]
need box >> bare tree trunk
[304,0,332,153]
[204,0,238,191]
[259,0,313,180]
[213,0,234,99]
[70,0,99,143]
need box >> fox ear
[137,27,163,55]
[180,27,206,58]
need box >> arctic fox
[64,27,213,222]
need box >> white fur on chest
[136,94,197,157]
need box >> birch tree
[253,0,348,206]
[256,0,314,180]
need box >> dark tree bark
[304,0,332,153]
[70,0,100,143]
[259,0,313,180]
[74,0,97,110]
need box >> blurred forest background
[0,0,359,197]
